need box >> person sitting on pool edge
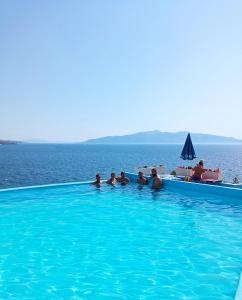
[136,171,148,185]
[92,173,102,187]
[151,168,162,189]
[117,171,130,185]
[192,160,206,181]
[106,172,117,185]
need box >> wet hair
[199,160,204,166]
[121,171,125,176]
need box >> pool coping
[126,172,242,198]
[1,173,242,196]
[0,180,93,193]
[235,272,242,300]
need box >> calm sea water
[0,144,242,189]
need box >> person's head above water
[138,171,144,178]
[95,174,101,182]
[198,160,204,167]
[92,173,102,186]
[117,171,129,184]
[111,172,116,179]
[151,168,157,177]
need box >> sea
[0,144,242,189]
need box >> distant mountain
[0,139,20,145]
[83,131,242,144]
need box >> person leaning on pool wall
[106,172,117,185]
[92,173,102,187]
[117,171,130,185]
[136,171,149,185]
[150,168,163,189]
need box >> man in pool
[106,172,117,185]
[151,168,162,189]
[117,171,130,185]
[92,173,102,187]
[136,171,148,185]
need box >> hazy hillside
[0,140,20,145]
[83,131,242,144]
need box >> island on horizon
[0,139,20,145]
[2,131,242,145]
[83,130,242,144]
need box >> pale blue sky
[1,0,242,142]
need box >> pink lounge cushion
[201,178,219,183]
[202,170,222,180]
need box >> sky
[1,0,242,142]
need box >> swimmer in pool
[117,171,130,185]
[92,173,102,187]
[151,168,162,189]
[136,171,148,185]
[106,172,117,185]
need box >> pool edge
[235,272,242,300]
[0,180,93,193]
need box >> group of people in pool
[92,168,163,189]
[92,160,207,188]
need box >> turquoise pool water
[0,184,242,299]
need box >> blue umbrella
[180,133,196,160]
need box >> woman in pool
[117,171,130,185]
[136,171,148,185]
[106,172,117,185]
[192,160,206,181]
[151,168,162,189]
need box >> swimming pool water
[0,184,242,299]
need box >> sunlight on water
[0,183,241,299]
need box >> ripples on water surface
[0,184,242,299]
[0,144,242,188]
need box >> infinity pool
[0,183,242,299]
